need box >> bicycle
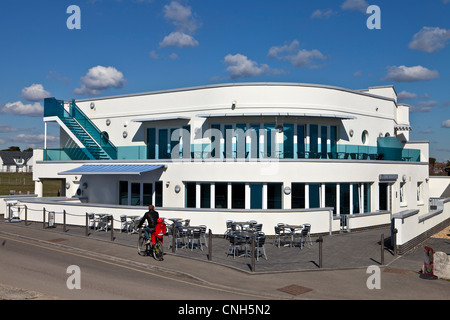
[137,228,164,261]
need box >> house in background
[0,151,33,173]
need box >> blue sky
[0,0,449,161]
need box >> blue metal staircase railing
[44,98,117,160]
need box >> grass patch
[0,172,34,196]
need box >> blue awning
[58,164,165,175]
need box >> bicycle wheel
[153,239,164,261]
[138,235,149,256]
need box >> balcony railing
[43,143,421,162]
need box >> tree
[1,146,20,152]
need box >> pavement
[0,218,449,300]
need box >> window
[309,184,320,208]
[185,182,196,208]
[159,129,169,159]
[200,184,211,208]
[236,124,247,158]
[143,183,153,206]
[352,184,360,214]
[263,123,276,158]
[250,184,263,209]
[309,124,318,153]
[224,124,233,158]
[283,124,294,159]
[417,182,423,204]
[364,183,371,213]
[215,183,228,208]
[119,181,128,205]
[231,183,245,209]
[340,183,350,215]
[155,181,163,207]
[147,128,156,159]
[131,183,140,206]
[267,183,282,209]
[249,124,260,159]
[292,183,305,209]
[325,183,337,215]
[362,130,369,145]
[211,124,221,158]
[321,126,328,157]
[330,126,337,153]
[297,125,305,158]
[400,182,406,206]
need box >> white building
[32,83,431,235]
[0,151,33,173]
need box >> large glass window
[147,128,156,159]
[309,124,318,154]
[297,125,305,158]
[236,124,247,158]
[283,124,294,159]
[185,182,196,208]
[352,184,360,214]
[143,183,153,206]
[224,125,233,158]
[264,123,275,158]
[211,124,221,158]
[215,183,228,208]
[119,181,128,205]
[250,184,263,209]
[321,126,328,157]
[155,181,163,207]
[131,183,141,206]
[267,183,282,209]
[325,183,337,215]
[158,129,169,159]
[364,183,371,212]
[231,183,245,209]
[249,124,260,158]
[200,184,211,208]
[340,183,350,215]
[330,126,337,153]
[309,184,320,208]
[292,183,305,209]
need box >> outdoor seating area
[224,220,267,260]
[274,223,312,249]
[87,213,114,232]
[164,218,208,251]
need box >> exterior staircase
[44,98,117,160]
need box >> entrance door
[379,183,392,211]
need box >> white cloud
[442,120,450,128]
[8,134,58,146]
[0,124,18,133]
[159,1,200,49]
[0,101,43,117]
[224,54,270,79]
[409,27,450,53]
[74,65,126,96]
[268,40,326,68]
[397,90,417,100]
[311,9,336,19]
[383,65,439,82]
[21,84,51,102]
[164,1,199,33]
[159,31,199,48]
[341,0,369,13]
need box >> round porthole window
[101,131,109,144]
[361,130,369,145]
